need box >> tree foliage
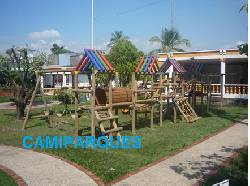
[50,43,71,55]
[107,31,129,48]
[238,3,248,56]
[149,27,191,53]
[0,48,49,119]
[238,43,248,56]
[240,3,248,13]
[107,39,142,86]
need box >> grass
[204,148,248,186]
[0,170,17,186]
[0,104,247,182]
[0,97,11,103]
[0,95,55,103]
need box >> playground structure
[135,54,200,123]
[23,49,225,137]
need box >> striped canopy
[74,49,114,73]
[160,58,186,73]
[135,55,159,73]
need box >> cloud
[28,29,60,40]
[39,40,47,45]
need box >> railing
[43,88,61,96]
[188,84,248,95]
[224,84,248,95]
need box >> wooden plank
[103,127,123,134]
[74,74,79,138]
[132,72,136,134]
[173,72,176,123]
[150,74,154,128]
[112,102,133,107]
[91,71,96,136]
[71,89,92,93]
[159,73,163,126]
[22,72,41,130]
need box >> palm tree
[50,44,71,55]
[240,3,248,13]
[149,27,191,53]
[108,31,128,48]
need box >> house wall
[58,54,71,66]
[71,55,82,66]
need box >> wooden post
[74,72,79,137]
[220,74,224,107]
[166,73,170,118]
[200,76,204,114]
[150,74,154,128]
[91,70,96,136]
[207,77,211,112]
[132,72,136,134]
[114,72,119,123]
[172,72,176,123]
[109,73,113,127]
[22,71,41,130]
[159,73,163,126]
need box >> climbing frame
[95,109,122,137]
[173,97,199,123]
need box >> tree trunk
[16,101,26,120]
[14,86,27,120]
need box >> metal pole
[92,0,94,49]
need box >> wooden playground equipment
[23,49,225,138]
[22,69,77,130]
[135,55,200,123]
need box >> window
[66,74,70,85]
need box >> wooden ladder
[95,109,122,137]
[174,97,199,123]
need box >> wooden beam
[159,73,163,126]
[74,73,79,138]
[150,74,154,129]
[91,70,96,136]
[71,89,92,93]
[22,72,41,130]
[132,72,136,134]
[173,72,176,123]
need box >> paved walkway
[0,101,59,110]
[0,146,97,186]
[114,119,248,186]
[0,120,247,186]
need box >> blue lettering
[22,136,33,149]
[97,136,109,149]
[122,136,131,149]
[63,136,74,148]
[34,136,44,149]
[74,136,85,148]
[85,136,96,149]
[45,136,58,149]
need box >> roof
[74,49,114,73]
[160,58,186,73]
[135,55,186,73]
[158,49,247,62]
[135,55,159,73]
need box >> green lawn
[0,170,17,186]
[0,95,56,103]
[204,148,248,186]
[0,97,11,103]
[0,104,247,182]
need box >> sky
[0,0,248,53]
